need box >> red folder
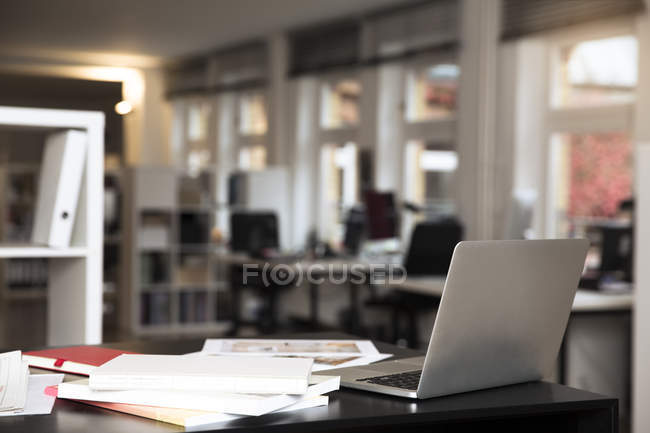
[24,346,136,376]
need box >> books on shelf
[89,354,313,394]
[23,346,135,376]
[57,375,339,417]
[32,130,87,248]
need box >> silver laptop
[326,239,589,399]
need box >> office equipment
[89,354,313,394]
[599,222,633,282]
[58,375,338,417]
[0,106,105,346]
[229,168,290,249]
[23,346,135,376]
[230,212,279,254]
[4,336,618,433]
[0,374,62,417]
[364,191,397,240]
[333,239,589,398]
[68,395,329,428]
[32,130,87,248]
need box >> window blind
[165,40,267,98]
[209,41,268,89]
[362,0,459,64]
[501,0,646,40]
[288,20,361,77]
[165,58,209,97]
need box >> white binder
[32,130,87,248]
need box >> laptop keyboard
[356,370,422,390]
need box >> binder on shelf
[32,130,87,248]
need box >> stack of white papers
[0,350,63,417]
[0,351,29,413]
[55,353,340,427]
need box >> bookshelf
[121,166,231,336]
[0,106,104,345]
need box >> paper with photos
[202,339,380,357]
[198,339,392,371]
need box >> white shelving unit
[121,166,231,336]
[0,106,104,345]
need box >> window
[543,32,637,239]
[238,92,268,135]
[320,142,359,243]
[405,64,459,122]
[320,79,361,129]
[237,91,268,171]
[404,141,457,213]
[552,35,637,108]
[549,132,633,237]
[187,102,211,141]
[238,145,267,171]
[184,99,213,174]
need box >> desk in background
[217,252,396,334]
[3,333,618,433]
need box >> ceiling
[0,0,411,67]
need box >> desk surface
[4,334,617,433]
[394,276,634,313]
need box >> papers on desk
[197,339,393,371]
[0,373,63,417]
[53,350,340,427]
[0,351,29,413]
[57,375,338,416]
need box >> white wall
[374,63,405,193]
[290,77,319,248]
[457,0,500,240]
[0,62,171,166]
[634,8,650,433]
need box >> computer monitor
[230,212,279,254]
[403,217,463,276]
[599,223,633,282]
[364,191,397,240]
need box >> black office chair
[228,212,293,335]
[366,217,463,348]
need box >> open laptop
[325,239,589,398]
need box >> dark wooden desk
[2,334,618,433]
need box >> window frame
[316,71,363,243]
[541,22,637,237]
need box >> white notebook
[59,375,339,416]
[89,354,313,395]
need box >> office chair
[366,217,463,348]
[229,212,291,334]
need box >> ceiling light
[114,100,133,115]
